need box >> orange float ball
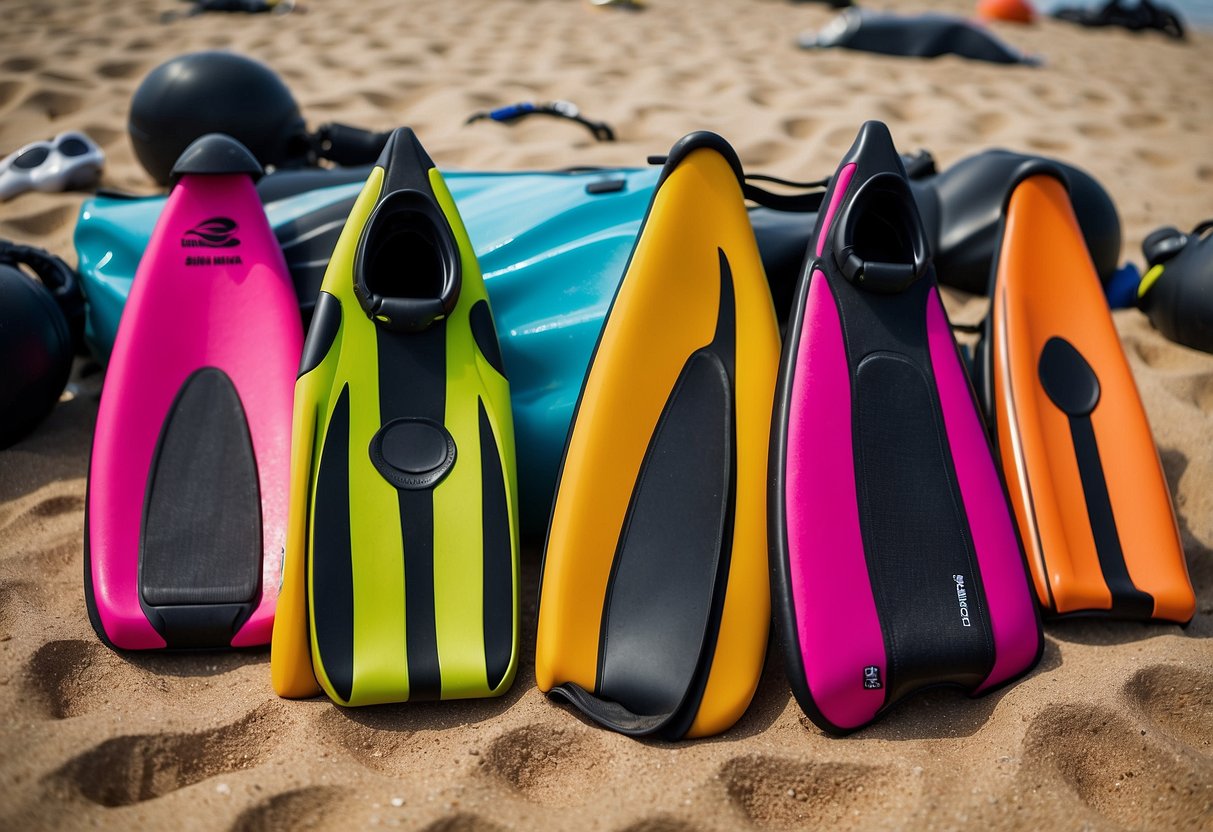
[976,0,1036,24]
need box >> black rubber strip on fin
[299,292,342,378]
[1039,337,1156,618]
[562,250,738,739]
[470,299,506,377]
[479,398,514,691]
[312,384,355,702]
[549,682,676,736]
[139,367,261,648]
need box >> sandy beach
[1,0,1210,829]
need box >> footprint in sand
[47,704,281,807]
[0,489,79,533]
[1027,82,1054,103]
[813,61,847,80]
[479,723,610,806]
[615,816,699,832]
[1128,336,1197,373]
[310,707,425,776]
[822,125,859,152]
[1135,147,1177,168]
[1194,378,1213,419]
[304,96,344,113]
[18,89,85,120]
[1076,122,1114,140]
[27,494,84,519]
[96,60,144,80]
[876,101,910,124]
[0,79,27,111]
[360,90,404,111]
[464,90,501,110]
[38,70,92,88]
[1,56,41,73]
[0,492,84,567]
[781,117,818,141]
[718,754,913,831]
[1019,703,1213,830]
[0,578,49,635]
[80,124,123,147]
[1122,111,1166,130]
[1074,87,1112,107]
[1026,137,1070,154]
[747,85,775,108]
[972,111,1007,139]
[741,139,791,169]
[386,55,422,70]
[22,639,136,720]
[229,787,352,832]
[419,814,509,832]
[1123,665,1213,756]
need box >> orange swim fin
[976,166,1195,624]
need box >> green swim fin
[273,127,520,706]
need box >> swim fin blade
[270,127,520,705]
[769,121,1043,735]
[976,167,1195,624]
[85,135,302,650]
[535,132,781,740]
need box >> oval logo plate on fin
[369,418,457,490]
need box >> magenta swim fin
[85,134,302,650]
[768,121,1042,734]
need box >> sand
[1,0,1211,829]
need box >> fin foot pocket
[833,172,928,294]
[353,190,460,331]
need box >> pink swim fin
[85,134,302,650]
[768,121,1043,734]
